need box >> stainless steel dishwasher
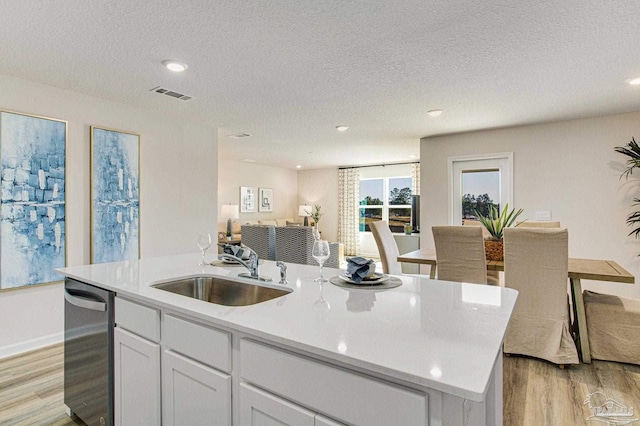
[64,278,114,426]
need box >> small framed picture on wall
[259,188,273,212]
[240,186,257,212]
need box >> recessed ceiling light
[426,109,443,118]
[336,125,349,132]
[296,165,302,169]
[162,60,188,72]
[628,77,640,85]
[242,159,257,163]
[229,133,251,139]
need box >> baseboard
[0,332,64,360]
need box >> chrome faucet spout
[218,249,272,282]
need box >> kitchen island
[58,253,517,426]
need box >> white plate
[338,273,389,285]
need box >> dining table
[397,248,635,363]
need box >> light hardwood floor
[1,343,639,425]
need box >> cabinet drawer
[240,339,428,426]
[164,314,231,372]
[115,296,160,342]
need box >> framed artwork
[0,110,67,290]
[259,187,273,212]
[91,126,140,264]
[240,186,257,212]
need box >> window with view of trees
[461,170,500,222]
[359,177,412,232]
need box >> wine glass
[197,233,211,266]
[312,240,330,283]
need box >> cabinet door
[240,383,315,426]
[114,327,161,426]
[315,414,346,426]
[162,350,231,426]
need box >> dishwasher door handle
[64,290,107,312]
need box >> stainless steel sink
[151,276,291,306]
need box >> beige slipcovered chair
[517,221,561,228]
[584,290,640,365]
[503,227,579,365]
[432,226,490,285]
[461,220,500,285]
[369,221,403,275]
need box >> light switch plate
[535,211,552,221]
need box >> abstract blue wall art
[91,127,140,264]
[0,111,67,289]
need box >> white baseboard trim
[0,332,64,360]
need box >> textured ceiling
[1,1,640,169]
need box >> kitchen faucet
[218,249,272,282]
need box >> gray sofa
[241,225,339,268]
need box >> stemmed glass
[197,233,211,266]
[312,240,330,283]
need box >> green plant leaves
[474,203,524,240]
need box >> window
[449,153,513,225]
[359,176,412,233]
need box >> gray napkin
[345,257,375,283]
[220,244,251,260]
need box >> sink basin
[151,276,291,306]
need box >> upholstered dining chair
[369,221,403,275]
[461,220,500,285]
[432,226,490,285]
[516,220,561,228]
[503,227,579,366]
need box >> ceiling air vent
[149,86,193,101]
[229,133,251,139]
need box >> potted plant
[474,203,524,261]
[306,205,323,239]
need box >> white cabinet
[240,383,315,426]
[114,327,161,426]
[240,383,346,426]
[162,349,231,426]
[240,339,425,426]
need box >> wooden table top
[397,248,635,283]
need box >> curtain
[411,163,420,195]
[338,168,360,256]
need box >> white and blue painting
[91,127,139,264]
[0,111,67,289]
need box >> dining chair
[369,221,403,275]
[503,227,579,366]
[432,226,489,285]
[461,220,500,285]
[516,221,561,228]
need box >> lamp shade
[221,204,239,219]
[298,205,311,217]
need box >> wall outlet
[535,211,552,221]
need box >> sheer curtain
[338,168,360,256]
[411,163,420,195]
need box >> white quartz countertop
[57,253,517,402]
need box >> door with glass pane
[449,154,513,225]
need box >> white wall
[297,168,339,242]
[217,158,298,232]
[421,111,640,298]
[0,74,218,358]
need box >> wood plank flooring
[1,343,639,425]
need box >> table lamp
[221,204,239,239]
[298,205,311,226]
